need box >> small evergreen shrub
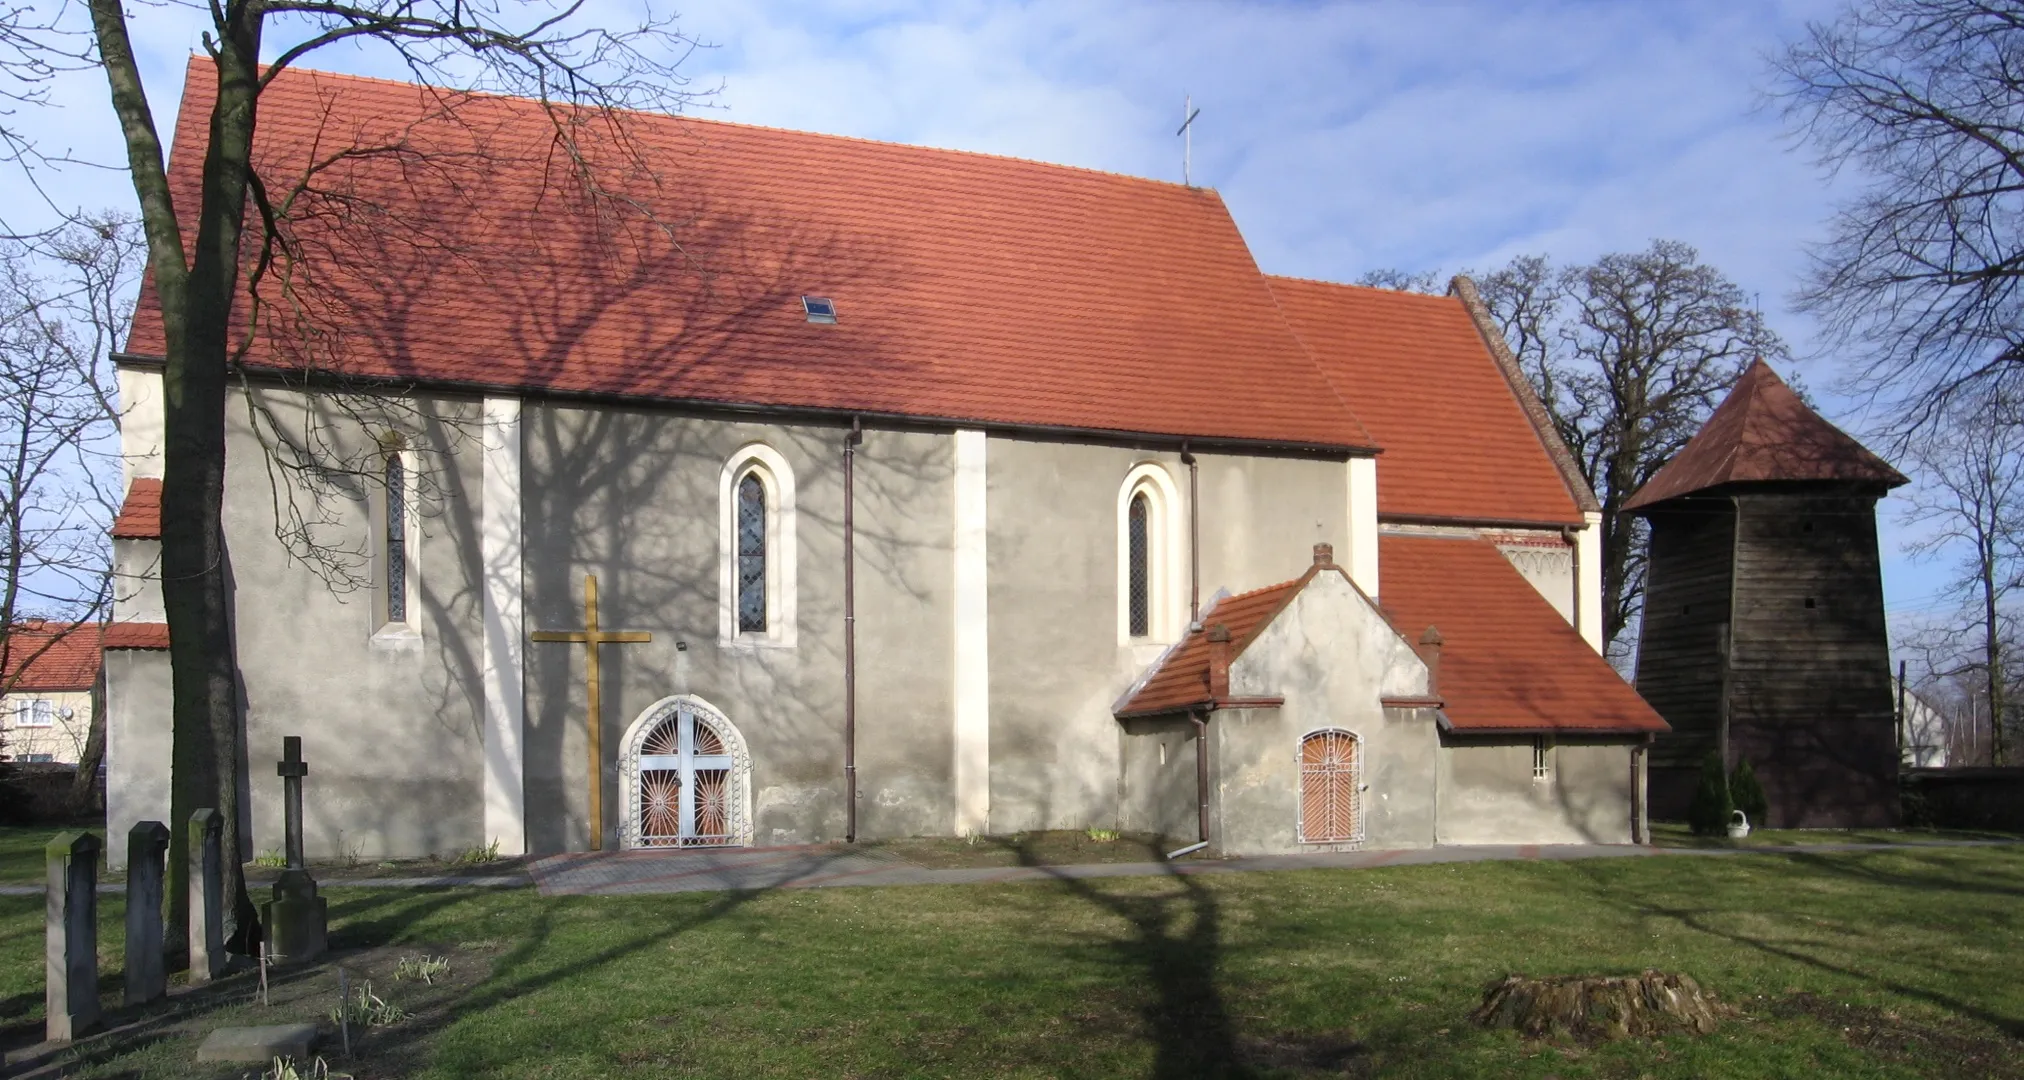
[1687,751,1733,836]
[1728,758,1768,829]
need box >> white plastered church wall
[984,438,1349,835]
[952,430,990,835]
[1216,570,1435,855]
[1579,511,1604,653]
[480,396,527,856]
[1346,456,1379,597]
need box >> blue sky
[6,0,1962,634]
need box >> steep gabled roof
[2,622,102,692]
[127,61,1375,453]
[1114,577,1305,718]
[111,478,162,539]
[1379,535,1668,734]
[1267,276,1587,526]
[1625,359,1907,512]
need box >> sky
[3,0,1965,638]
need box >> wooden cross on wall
[531,574,650,851]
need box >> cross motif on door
[637,706,737,846]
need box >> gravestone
[188,809,225,984]
[124,820,170,1006]
[260,737,327,964]
[195,1023,319,1063]
[45,830,101,1042]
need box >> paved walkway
[5,838,2011,898]
[522,837,2022,897]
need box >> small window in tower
[1802,520,1814,533]
[801,296,837,323]
[1681,604,1691,615]
[1805,597,1817,609]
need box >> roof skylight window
[802,296,837,324]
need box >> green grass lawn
[1649,822,2017,849]
[0,824,103,884]
[2,841,2020,1078]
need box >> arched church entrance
[619,696,753,849]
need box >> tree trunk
[1985,551,2006,766]
[68,668,107,811]
[91,0,267,956]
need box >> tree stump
[1472,971,1730,1043]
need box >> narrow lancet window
[385,452,408,624]
[1128,492,1150,637]
[737,472,767,632]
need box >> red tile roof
[2,622,102,692]
[1625,359,1907,511]
[1115,577,1306,717]
[111,478,162,539]
[1268,277,1586,526]
[102,623,171,651]
[127,61,1374,452]
[1379,535,1668,733]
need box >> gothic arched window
[1127,492,1151,638]
[737,472,767,633]
[382,453,406,626]
[719,445,798,647]
[1118,463,1181,644]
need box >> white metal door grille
[1299,730,1362,843]
[636,706,738,847]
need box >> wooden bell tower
[1628,360,1908,827]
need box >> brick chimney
[1206,623,1232,698]
[1312,542,1334,567]
[1418,625,1444,697]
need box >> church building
[103,63,1665,862]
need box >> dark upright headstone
[46,830,101,1042]
[261,736,327,964]
[188,808,225,984]
[124,820,170,1005]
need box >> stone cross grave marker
[188,809,225,984]
[124,820,170,1006]
[261,736,327,964]
[45,830,101,1042]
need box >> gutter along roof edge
[110,352,1384,458]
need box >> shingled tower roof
[1624,359,1907,512]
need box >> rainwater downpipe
[1182,446,1201,624]
[843,417,862,842]
[1167,710,1212,860]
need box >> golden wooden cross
[531,574,650,851]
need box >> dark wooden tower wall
[1727,490,1898,827]
[1636,499,1735,817]
[1638,488,1899,826]
[1628,360,1908,829]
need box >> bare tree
[1476,242,1786,660]
[0,0,714,952]
[1772,0,2024,437]
[0,215,136,764]
[1353,267,1445,294]
[1897,392,2024,763]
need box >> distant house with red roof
[103,60,1665,861]
[2,621,102,765]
